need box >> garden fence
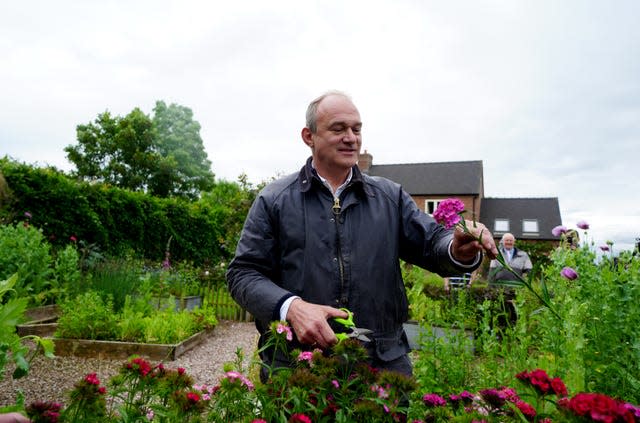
[199,285,254,322]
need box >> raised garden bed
[17,305,60,337]
[51,328,214,361]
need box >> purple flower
[433,198,465,229]
[551,225,567,237]
[422,393,447,407]
[24,211,32,219]
[576,220,589,230]
[599,245,610,252]
[560,267,578,280]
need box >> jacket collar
[297,156,372,196]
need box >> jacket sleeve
[397,188,481,276]
[226,193,293,323]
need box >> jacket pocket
[374,329,410,362]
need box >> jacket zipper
[332,197,346,304]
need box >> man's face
[502,235,515,249]
[303,95,362,174]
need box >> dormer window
[494,218,510,233]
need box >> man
[227,91,497,379]
[489,233,533,284]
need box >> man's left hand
[451,220,498,261]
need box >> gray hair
[305,90,352,133]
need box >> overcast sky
[1,1,639,252]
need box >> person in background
[488,232,533,285]
[227,90,498,380]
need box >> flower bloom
[433,198,465,229]
[576,220,589,230]
[146,409,155,420]
[24,211,32,219]
[85,373,101,385]
[560,267,579,280]
[70,235,77,243]
[251,420,268,423]
[600,245,610,252]
[186,392,200,403]
[289,413,312,423]
[127,357,153,377]
[331,379,340,389]
[422,393,447,407]
[551,377,568,397]
[559,392,635,422]
[551,225,567,237]
[276,322,293,341]
[223,371,254,390]
[297,351,313,362]
[178,367,186,375]
[515,401,536,420]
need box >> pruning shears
[334,308,373,343]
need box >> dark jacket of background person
[227,158,480,370]
[489,247,533,282]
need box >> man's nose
[343,128,357,142]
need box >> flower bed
[51,328,214,361]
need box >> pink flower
[433,198,465,229]
[277,323,293,341]
[251,420,268,423]
[551,225,567,237]
[576,220,589,230]
[599,245,610,252]
[70,235,77,243]
[560,267,579,280]
[24,211,32,219]
[84,373,100,385]
[331,379,340,389]
[422,393,447,407]
[297,351,313,362]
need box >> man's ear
[301,127,314,148]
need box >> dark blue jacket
[227,157,479,364]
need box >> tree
[65,101,215,199]
[150,101,215,198]
[65,108,159,192]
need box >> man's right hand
[286,299,349,349]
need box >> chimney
[358,150,372,173]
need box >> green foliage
[65,108,158,192]
[0,274,55,382]
[0,158,250,265]
[150,100,215,198]
[64,101,215,199]
[56,291,119,340]
[0,222,54,304]
[82,259,143,312]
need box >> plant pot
[403,321,474,353]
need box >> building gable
[479,197,562,241]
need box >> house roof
[367,160,483,195]
[479,197,563,240]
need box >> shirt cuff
[280,295,301,321]
[448,239,482,268]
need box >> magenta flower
[432,198,465,229]
[24,211,32,219]
[422,393,447,407]
[551,225,567,237]
[576,220,589,230]
[297,351,313,362]
[600,245,610,252]
[560,267,578,280]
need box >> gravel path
[0,320,259,407]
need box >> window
[494,218,510,233]
[522,219,539,234]
[425,199,442,215]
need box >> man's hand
[451,220,498,261]
[286,298,349,349]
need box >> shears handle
[333,308,354,328]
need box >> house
[357,151,562,243]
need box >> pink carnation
[433,198,465,229]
